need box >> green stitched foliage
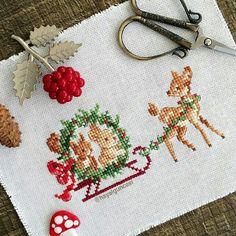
[57,104,131,181]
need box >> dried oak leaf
[0,104,21,148]
[13,60,39,105]
[30,25,62,47]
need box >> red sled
[47,146,151,202]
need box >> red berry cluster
[43,66,85,104]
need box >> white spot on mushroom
[65,220,73,228]
[64,215,68,220]
[55,216,63,225]
[52,224,55,228]
[54,227,62,234]
[74,220,79,226]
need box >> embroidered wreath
[47,104,131,181]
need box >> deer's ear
[171,71,179,80]
[184,66,193,78]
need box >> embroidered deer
[148,66,225,162]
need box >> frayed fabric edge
[0,172,34,236]
[0,0,235,236]
[126,190,236,236]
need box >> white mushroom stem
[60,228,79,236]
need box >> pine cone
[0,104,21,148]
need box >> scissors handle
[179,0,202,24]
[131,0,199,32]
[138,10,199,32]
[138,17,192,49]
[118,16,191,60]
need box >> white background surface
[0,0,235,235]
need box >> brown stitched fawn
[69,133,98,171]
[88,124,126,168]
[148,66,225,162]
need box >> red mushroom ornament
[50,211,80,236]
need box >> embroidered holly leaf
[49,41,82,63]
[13,60,39,105]
[30,25,62,46]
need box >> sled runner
[47,105,152,202]
[48,146,151,202]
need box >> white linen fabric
[0,0,235,235]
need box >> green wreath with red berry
[56,104,132,181]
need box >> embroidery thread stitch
[47,66,225,202]
[147,66,225,162]
[47,105,151,202]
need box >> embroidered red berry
[43,66,85,104]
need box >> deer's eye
[176,86,179,91]
[81,148,85,152]
[105,138,109,142]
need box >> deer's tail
[148,103,159,117]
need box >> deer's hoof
[174,159,178,162]
[192,147,196,151]
[222,135,225,139]
[208,144,212,147]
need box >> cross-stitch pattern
[147,66,225,162]
[47,105,151,202]
[47,66,225,202]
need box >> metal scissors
[118,0,236,60]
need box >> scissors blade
[204,38,236,56]
[213,45,236,56]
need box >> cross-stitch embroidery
[147,66,225,162]
[47,105,151,202]
[47,66,224,202]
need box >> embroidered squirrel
[47,132,98,171]
[69,133,98,171]
[148,66,225,162]
[88,124,126,167]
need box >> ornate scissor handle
[118,16,190,60]
[179,0,202,24]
